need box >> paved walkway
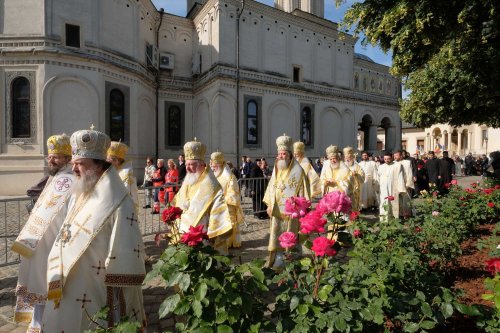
[0,175,483,332]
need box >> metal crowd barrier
[0,197,32,267]
[237,177,269,218]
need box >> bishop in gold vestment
[293,141,321,198]
[210,151,244,248]
[13,134,75,333]
[320,145,354,196]
[107,141,139,207]
[343,147,365,212]
[264,135,310,268]
[173,140,233,254]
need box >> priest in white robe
[107,141,139,207]
[359,151,379,210]
[377,151,407,220]
[264,134,310,268]
[172,139,233,254]
[343,147,365,212]
[320,145,354,196]
[42,128,146,332]
[13,134,76,332]
[210,151,244,249]
[394,150,414,218]
[293,141,321,198]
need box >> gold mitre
[276,133,293,152]
[210,151,225,165]
[325,145,339,158]
[184,138,206,160]
[47,134,71,156]
[293,141,305,154]
[343,146,355,158]
[107,141,129,160]
[70,127,111,161]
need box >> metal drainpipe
[236,0,245,170]
[155,8,165,160]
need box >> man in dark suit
[250,159,267,219]
[178,154,186,183]
[442,151,455,181]
[425,151,440,190]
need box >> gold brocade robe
[43,167,146,332]
[173,167,233,244]
[263,159,310,252]
[320,161,354,196]
[297,157,321,198]
[216,166,244,248]
[13,166,76,327]
[346,162,365,212]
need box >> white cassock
[42,167,146,332]
[297,156,321,198]
[345,162,365,212]
[320,161,353,196]
[396,159,414,217]
[117,161,139,208]
[378,162,407,219]
[359,160,379,209]
[12,166,76,332]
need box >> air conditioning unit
[159,53,174,70]
[145,43,158,69]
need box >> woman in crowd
[142,157,155,208]
[165,158,179,203]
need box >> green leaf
[216,308,228,324]
[318,285,334,301]
[300,257,312,267]
[416,291,426,301]
[159,294,180,319]
[178,273,191,291]
[297,304,309,315]
[420,320,436,330]
[195,282,208,301]
[404,322,420,333]
[421,302,433,317]
[334,317,347,331]
[250,266,265,283]
[217,325,234,333]
[440,303,453,318]
[454,303,481,316]
[174,251,189,266]
[192,300,203,318]
[166,272,183,287]
[290,296,299,311]
[174,298,191,315]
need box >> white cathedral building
[0,0,401,195]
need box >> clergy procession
[13,127,462,332]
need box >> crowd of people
[12,126,500,332]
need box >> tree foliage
[338,0,500,127]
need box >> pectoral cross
[92,261,105,275]
[126,213,138,226]
[133,244,141,258]
[69,215,92,245]
[288,176,297,189]
[76,293,92,308]
[131,308,139,319]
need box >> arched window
[167,105,182,146]
[109,89,125,141]
[12,77,31,138]
[301,106,313,146]
[246,100,259,145]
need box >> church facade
[0,0,400,195]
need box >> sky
[151,0,393,67]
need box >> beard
[330,162,339,169]
[73,168,100,197]
[184,171,202,186]
[345,160,354,167]
[276,158,290,171]
[48,164,61,176]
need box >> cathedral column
[446,132,451,151]
[457,131,462,156]
[468,131,472,153]
[368,124,378,152]
[386,125,396,151]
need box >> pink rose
[278,232,297,249]
[317,191,352,214]
[432,211,440,216]
[299,210,327,234]
[353,229,362,238]
[284,196,311,218]
[311,237,336,257]
[485,258,500,275]
[180,225,207,247]
[451,179,458,185]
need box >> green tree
[338,0,500,127]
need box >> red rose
[385,196,395,202]
[353,229,362,238]
[459,197,466,201]
[415,227,422,233]
[350,211,360,221]
[311,237,336,257]
[444,183,451,189]
[180,225,208,247]
[162,206,183,223]
[485,258,500,275]
[483,189,494,195]
[487,202,495,208]
[299,210,327,234]
[471,182,477,188]
[495,185,500,189]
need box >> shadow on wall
[0,0,4,34]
